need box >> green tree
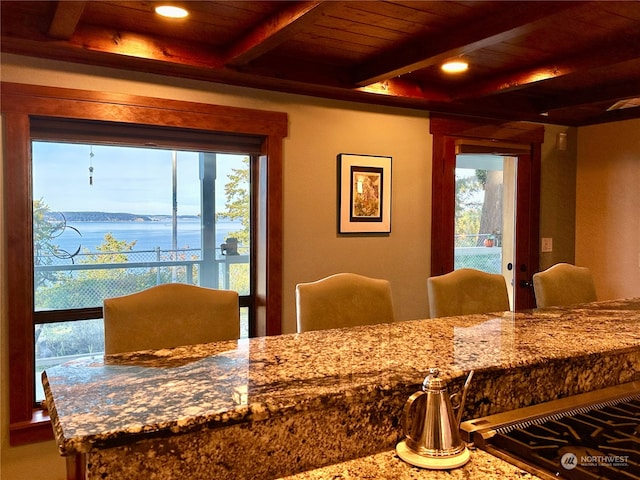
[219,156,250,245]
[218,156,250,294]
[477,169,503,245]
[80,233,136,267]
[455,174,483,245]
[33,198,80,287]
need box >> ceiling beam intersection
[47,1,87,39]
[223,1,331,66]
[351,1,583,87]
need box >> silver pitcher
[396,368,474,469]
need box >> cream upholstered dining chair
[532,263,597,308]
[427,268,510,318]
[103,283,239,354]
[295,273,395,333]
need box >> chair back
[295,273,394,333]
[104,283,239,354]
[532,263,597,308]
[427,268,509,318]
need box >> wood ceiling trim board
[301,24,393,51]
[584,1,640,24]
[47,1,86,39]
[1,10,49,41]
[223,1,330,66]
[207,0,284,17]
[341,1,454,31]
[313,14,413,43]
[351,1,584,87]
[403,0,479,19]
[289,30,378,57]
[271,38,366,67]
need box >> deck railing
[455,233,502,273]
[35,246,250,308]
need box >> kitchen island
[43,298,640,480]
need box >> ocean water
[49,219,244,258]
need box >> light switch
[541,238,553,253]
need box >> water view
[50,217,244,260]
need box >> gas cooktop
[460,382,640,480]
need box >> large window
[33,140,253,402]
[3,83,286,445]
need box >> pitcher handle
[402,390,425,441]
[453,370,474,425]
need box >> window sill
[9,409,55,446]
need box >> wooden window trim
[2,82,287,445]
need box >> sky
[32,142,245,216]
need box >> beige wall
[539,125,578,270]
[1,53,637,479]
[576,119,640,300]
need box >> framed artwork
[338,153,392,233]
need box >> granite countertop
[278,448,539,480]
[43,297,640,459]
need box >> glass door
[455,154,517,308]
[429,118,542,312]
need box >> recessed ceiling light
[441,60,469,74]
[155,5,189,18]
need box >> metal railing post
[155,247,161,285]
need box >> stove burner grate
[461,382,640,480]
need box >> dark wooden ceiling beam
[351,2,582,87]
[223,1,331,66]
[541,81,640,113]
[356,78,450,103]
[582,106,640,126]
[60,24,225,68]
[242,54,452,102]
[47,1,87,39]
[452,37,640,102]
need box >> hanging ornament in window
[89,146,95,186]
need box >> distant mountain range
[53,212,201,222]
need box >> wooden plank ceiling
[2,1,640,126]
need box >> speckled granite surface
[43,298,640,480]
[278,447,539,480]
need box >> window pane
[454,154,503,274]
[33,142,251,403]
[32,143,250,310]
[35,318,103,402]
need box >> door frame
[429,114,544,310]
